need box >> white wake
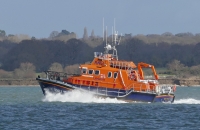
[174,98,200,104]
[42,90,126,103]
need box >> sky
[1,0,200,38]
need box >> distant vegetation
[1,28,200,79]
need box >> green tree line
[1,29,200,79]
[1,38,200,71]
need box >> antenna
[112,18,120,60]
[114,18,115,35]
[114,18,117,45]
[103,18,104,41]
[106,26,107,46]
[103,18,120,59]
[112,26,113,46]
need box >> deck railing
[44,71,78,80]
[126,83,175,94]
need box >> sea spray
[42,90,126,103]
[174,98,200,104]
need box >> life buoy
[130,72,136,80]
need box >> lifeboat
[36,31,175,103]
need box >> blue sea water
[0,86,200,130]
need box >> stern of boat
[153,84,176,103]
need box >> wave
[43,90,200,104]
[174,98,200,104]
[42,90,126,103]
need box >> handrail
[44,70,79,80]
[119,69,126,89]
[126,82,157,93]
[156,84,175,94]
[109,61,133,70]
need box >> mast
[112,26,113,45]
[103,18,121,59]
[103,18,104,41]
[106,26,107,47]
[112,18,118,60]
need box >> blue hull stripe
[37,78,175,103]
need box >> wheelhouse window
[95,70,100,75]
[114,72,118,79]
[82,68,87,74]
[88,69,94,75]
[107,72,112,78]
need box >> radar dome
[106,44,112,50]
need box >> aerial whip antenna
[103,18,104,41]
[112,26,113,46]
[106,26,107,46]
